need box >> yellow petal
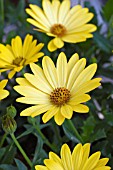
[62,34,86,43]
[24,73,52,94]
[8,70,16,79]
[16,78,32,86]
[83,152,101,170]
[0,44,14,62]
[52,0,60,23]
[42,56,58,88]
[72,78,101,96]
[23,34,33,57]
[20,104,51,117]
[72,144,83,170]
[48,39,58,52]
[49,151,61,164]
[0,90,9,100]
[94,167,111,170]
[58,0,70,23]
[16,96,49,105]
[42,0,55,25]
[69,94,91,105]
[61,105,73,119]
[14,85,48,98]
[44,159,64,170]
[57,52,67,87]
[27,18,48,32]
[11,36,22,57]
[42,106,59,123]
[72,104,89,113]
[53,38,64,48]
[67,53,79,77]
[96,158,109,167]
[67,58,86,90]
[35,165,48,170]
[0,79,8,89]
[71,63,97,93]
[79,143,90,168]
[61,144,73,170]
[54,110,65,125]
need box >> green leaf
[102,0,113,21]
[90,129,106,142]
[93,32,112,53]
[62,120,81,143]
[0,164,17,170]
[15,159,28,170]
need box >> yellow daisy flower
[0,79,9,100]
[35,143,111,170]
[26,0,97,52]
[14,52,101,125]
[0,34,44,79]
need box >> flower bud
[7,105,17,118]
[2,115,17,134]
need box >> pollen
[50,87,70,106]
[13,57,26,66]
[50,24,67,37]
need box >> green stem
[0,133,7,148]
[34,125,57,152]
[10,133,32,168]
[67,119,84,144]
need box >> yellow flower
[26,0,97,52]
[35,143,111,170]
[0,34,44,79]
[0,79,9,100]
[14,52,101,125]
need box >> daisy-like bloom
[0,34,44,79]
[0,79,9,100]
[14,52,101,125]
[35,143,111,170]
[26,0,97,52]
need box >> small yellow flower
[14,52,101,125]
[26,0,97,52]
[0,79,9,100]
[0,34,44,79]
[35,143,111,170]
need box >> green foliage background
[0,0,113,169]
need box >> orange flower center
[13,57,26,66]
[50,87,70,106]
[50,24,67,37]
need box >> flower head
[14,52,101,125]
[35,143,111,170]
[0,34,44,79]
[0,79,9,100]
[26,0,97,52]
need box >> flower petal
[42,56,58,88]
[57,52,67,87]
[53,38,64,48]
[72,104,89,113]
[48,39,58,52]
[61,144,73,170]
[54,109,65,125]
[61,105,73,119]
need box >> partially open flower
[35,143,111,170]
[26,0,97,52]
[0,34,44,79]
[14,52,101,125]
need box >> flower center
[13,57,26,66]
[50,87,70,106]
[50,24,67,37]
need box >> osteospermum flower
[26,0,97,52]
[0,34,44,79]
[35,143,111,170]
[14,52,101,125]
[0,79,9,100]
